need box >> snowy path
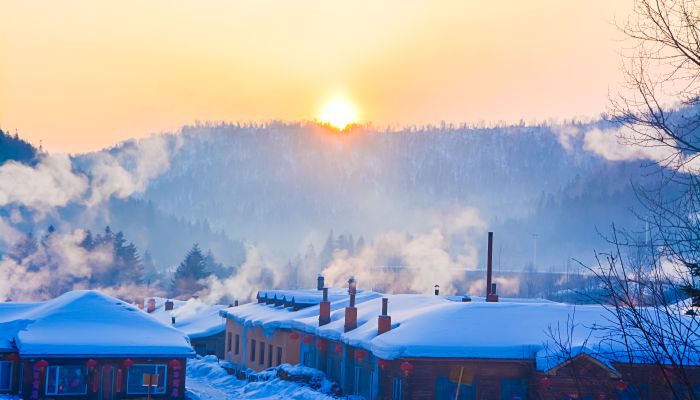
[186,356,337,400]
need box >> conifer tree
[172,244,210,297]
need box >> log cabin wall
[223,319,301,373]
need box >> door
[99,365,115,400]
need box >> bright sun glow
[319,99,358,130]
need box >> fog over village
[2,1,700,399]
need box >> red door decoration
[400,361,414,376]
[614,379,628,391]
[289,332,300,340]
[354,350,366,362]
[377,359,390,369]
[31,360,48,400]
[335,344,343,355]
[302,336,313,344]
[122,358,134,369]
[170,359,182,398]
[539,376,552,389]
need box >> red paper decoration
[315,339,326,350]
[289,332,300,340]
[2,353,19,362]
[539,376,552,388]
[122,358,134,369]
[335,344,343,354]
[378,359,390,368]
[614,380,628,391]
[169,359,181,369]
[86,359,98,369]
[399,361,414,375]
[302,336,313,344]
[34,359,49,370]
[354,350,367,361]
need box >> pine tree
[172,244,210,297]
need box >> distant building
[146,297,227,358]
[0,290,194,400]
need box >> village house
[145,297,227,359]
[0,290,194,400]
[220,234,700,400]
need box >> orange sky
[0,1,632,153]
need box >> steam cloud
[0,135,180,300]
[321,207,488,295]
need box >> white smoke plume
[321,207,486,295]
[0,135,180,301]
[199,244,280,303]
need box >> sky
[0,0,632,153]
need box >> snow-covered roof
[0,290,195,358]
[221,291,700,370]
[147,297,226,339]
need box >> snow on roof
[0,290,194,358]
[222,290,700,369]
[147,297,226,339]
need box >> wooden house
[0,290,194,400]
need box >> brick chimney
[317,274,325,291]
[147,298,156,313]
[234,300,239,307]
[135,297,144,309]
[377,298,391,334]
[319,288,331,326]
[344,277,358,332]
[165,299,174,311]
[485,232,499,302]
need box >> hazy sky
[1,1,632,153]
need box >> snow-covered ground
[186,356,338,400]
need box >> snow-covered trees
[172,244,211,298]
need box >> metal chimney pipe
[486,232,493,298]
[434,284,440,296]
[323,287,328,302]
[317,275,325,291]
[381,298,388,316]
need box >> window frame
[276,347,282,366]
[267,344,273,368]
[392,377,403,400]
[250,339,257,362]
[235,334,240,355]
[126,364,167,395]
[45,365,88,396]
[259,342,265,366]
[0,361,12,391]
[227,332,232,353]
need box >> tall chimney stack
[486,232,499,302]
[317,274,325,291]
[344,277,358,332]
[319,288,331,326]
[165,299,174,311]
[378,298,391,334]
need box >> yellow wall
[224,318,301,372]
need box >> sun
[319,98,358,130]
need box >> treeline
[8,226,236,299]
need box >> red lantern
[354,350,367,361]
[169,359,181,369]
[335,344,343,354]
[378,359,390,368]
[539,376,552,389]
[315,339,326,350]
[86,359,98,369]
[400,361,414,376]
[3,353,19,362]
[289,332,300,340]
[122,358,134,369]
[302,336,313,344]
[35,359,49,372]
[614,380,628,391]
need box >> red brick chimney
[147,298,156,313]
[135,297,144,309]
[319,288,331,326]
[344,277,358,332]
[377,298,391,334]
[486,232,499,302]
[165,299,174,311]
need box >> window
[392,377,403,400]
[126,364,167,395]
[259,342,265,366]
[267,344,273,368]
[227,332,232,353]
[276,347,282,366]
[0,361,12,391]
[235,334,240,355]
[45,365,88,396]
[250,339,256,362]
